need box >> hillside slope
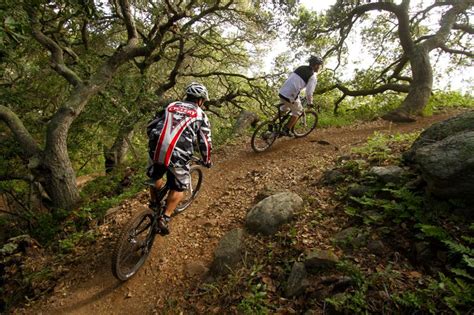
[16,111,461,314]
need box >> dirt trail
[19,112,459,314]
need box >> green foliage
[208,114,237,147]
[29,213,59,245]
[425,91,474,114]
[58,230,96,253]
[233,263,273,314]
[392,290,437,314]
[317,112,356,128]
[418,224,450,240]
[351,131,420,163]
[326,261,400,314]
[315,94,400,128]
[79,166,146,224]
[352,132,392,162]
[393,273,474,315]
[332,126,474,314]
[237,282,269,315]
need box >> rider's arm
[305,74,317,105]
[197,113,212,166]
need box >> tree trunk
[104,131,133,173]
[383,46,433,122]
[400,46,433,114]
[104,114,142,173]
[27,151,80,211]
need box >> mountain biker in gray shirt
[278,55,323,136]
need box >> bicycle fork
[299,112,307,127]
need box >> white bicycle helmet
[185,82,209,101]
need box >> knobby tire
[293,110,318,138]
[111,208,156,281]
[251,120,278,153]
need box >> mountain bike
[251,98,319,153]
[111,157,204,281]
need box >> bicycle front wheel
[251,120,278,153]
[293,110,318,138]
[174,165,203,215]
[112,209,156,281]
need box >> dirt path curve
[20,112,459,315]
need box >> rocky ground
[13,110,463,314]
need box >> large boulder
[413,131,474,200]
[403,111,474,201]
[404,111,474,162]
[245,192,303,235]
[232,110,259,135]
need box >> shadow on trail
[58,280,125,313]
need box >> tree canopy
[290,0,473,120]
[0,0,288,211]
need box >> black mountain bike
[111,158,204,281]
[251,98,319,153]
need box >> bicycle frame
[112,158,204,281]
[273,99,308,132]
[250,97,318,153]
[274,105,290,131]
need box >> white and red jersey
[148,101,212,167]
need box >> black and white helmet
[308,55,323,66]
[185,82,209,101]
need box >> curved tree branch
[119,0,139,44]
[0,105,41,158]
[24,5,83,87]
[453,23,474,34]
[439,44,474,57]
[423,0,473,51]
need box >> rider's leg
[154,178,164,189]
[149,178,164,206]
[286,115,299,130]
[284,98,303,131]
[157,166,189,234]
[164,190,184,217]
[147,162,166,208]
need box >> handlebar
[299,96,321,113]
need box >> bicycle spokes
[293,110,318,138]
[112,209,156,281]
[251,120,278,152]
[300,113,307,126]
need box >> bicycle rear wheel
[293,110,318,138]
[174,165,203,215]
[251,120,278,153]
[112,209,156,281]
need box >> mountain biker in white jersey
[147,82,212,235]
[278,55,323,136]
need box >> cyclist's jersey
[148,101,212,168]
[279,65,317,104]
